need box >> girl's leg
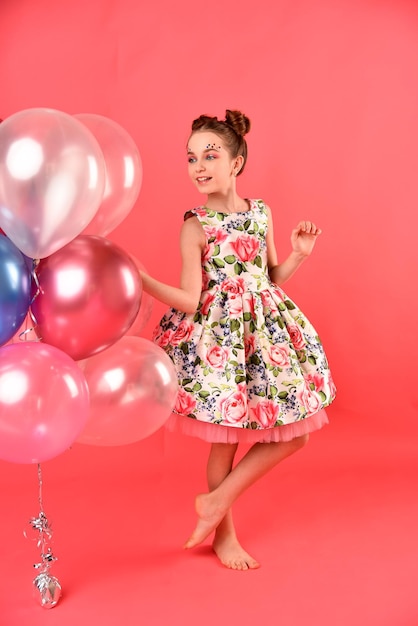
[185,434,309,550]
[206,443,260,570]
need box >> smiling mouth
[196,177,211,183]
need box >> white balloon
[0,108,106,258]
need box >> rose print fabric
[153,199,336,443]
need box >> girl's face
[187,131,239,195]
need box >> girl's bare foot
[184,492,227,549]
[212,534,260,570]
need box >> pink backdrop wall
[1,0,417,448]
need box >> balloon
[0,108,105,258]
[31,235,142,361]
[4,312,38,346]
[74,114,142,236]
[0,233,32,346]
[77,337,178,446]
[0,342,89,464]
[125,257,154,336]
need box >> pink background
[1,0,417,430]
[1,0,417,624]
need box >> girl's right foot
[212,534,260,570]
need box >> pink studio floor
[0,409,417,626]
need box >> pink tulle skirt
[165,409,329,444]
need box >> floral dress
[153,199,336,444]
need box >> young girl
[141,110,336,570]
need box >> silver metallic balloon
[33,573,62,609]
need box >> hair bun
[224,110,251,137]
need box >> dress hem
[165,409,329,444]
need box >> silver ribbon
[26,464,62,608]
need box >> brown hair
[190,109,251,175]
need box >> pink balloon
[74,114,142,236]
[77,337,178,446]
[31,236,142,361]
[0,342,89,463]
[0,108,106,259]
[126,257,154,336]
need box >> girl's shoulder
[184,207,208,221]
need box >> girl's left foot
[184,493,226,549]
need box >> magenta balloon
[0,342,90,463]
[0,108,106,258]
[74,114,142,236]
[31,236,142,361]
[125,256,154,336]
[77,337,178,446]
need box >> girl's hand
[290,221,322,257]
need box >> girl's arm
[265,205,321,286]
[140,217,205,314]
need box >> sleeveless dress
[153,199,336,444]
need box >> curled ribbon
[25,464,62,608]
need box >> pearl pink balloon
[126,257,154,336]
[0,108,106,259]
[31,236,142,361]
[0,342,90,463]
[74,114,142,237]
[77,337,178,446]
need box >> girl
[141,110,336,570]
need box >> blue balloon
[0,234,32,346]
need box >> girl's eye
[206,153,216,160]
[188,156,196,163]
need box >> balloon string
[37,463,44,513]
[19,259,42,341]
[30,259,42,304]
